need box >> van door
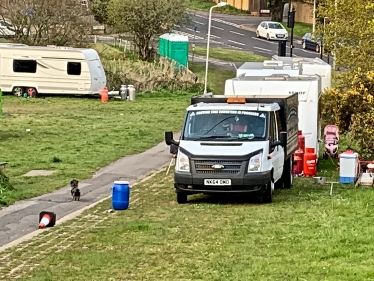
[269,111,284,181]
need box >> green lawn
[2,159,373,280]
[191,46,267,63]
[188,0,250,15]
[0,61,235,206]
[283,22,312,37]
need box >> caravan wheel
[12,87,24,97]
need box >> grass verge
[283,22,312,37]
[2,158,372,281]
[191,46,267,63]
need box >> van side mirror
[280,131,287,146]
[165,131,178,146]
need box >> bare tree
[0,0,93,46]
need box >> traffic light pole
[290,27,294,57]
[287,9,295,57]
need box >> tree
[92,0,110,24]
[316,0,374,71]
[107,0,189,61]
[0,0,92,46]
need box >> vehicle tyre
[266,33,270,40]
[282,157,293,189]
[176,192,187,204]
[12,87,24,97]
[262,181,273,203]
[302,41,306,49]
[316,45,320,53]
[256,31,260,38]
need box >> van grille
[194,160,242,174]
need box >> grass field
[0,60,235,207]
[191,46,267,62]
[2,159,372,280]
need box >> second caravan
[0,44,106,96]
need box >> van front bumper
[174,170,271,195]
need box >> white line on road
[253,46,272,52]
[251,37,278,45]
[193,20,205,25]
[186,28,200,33]
[172,30,204,40]
[230,30,244,36]
[210,34,221,39]
[227,45,243,50]
[228,40,245,46]
[212,26,224,30]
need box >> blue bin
[112,181,130,210]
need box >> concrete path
[0,138,176,249]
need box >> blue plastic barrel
[112,181,130,210]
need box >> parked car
[301,33,322,53]
[256,21,288,41]
[0,20,28,38]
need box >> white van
[0,44,106,96]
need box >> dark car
[301,33,322,53]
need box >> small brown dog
[70,179,80,201]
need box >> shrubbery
[322,69,374,159]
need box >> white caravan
[237,57,331,92]
[0,44,106,96]
[224,75,322,158]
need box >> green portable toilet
[168,34,189,68]
[158,33,173,57]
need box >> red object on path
[303,147,317,177]
[293,149,304,175]
[298,130,305,153]
[100,87,109,103]
[38,211,56,229]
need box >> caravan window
[67,62,81,75]
[13,60,37,73]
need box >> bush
[102,56,198,93]
[322,69,374,159]
[0,170,14,194]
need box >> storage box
[339,152,359,184]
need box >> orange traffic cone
[38,211,56,229]
[100,87,109,103]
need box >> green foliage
[107,0,189,61]
[317,0,374,71]
[322,69,374,159]
[0,169,14,195]
[92,0,110,24]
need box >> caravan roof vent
[57,46,73,50]
[47,45,57,48]
[263,60,284,67]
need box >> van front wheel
[12,87,24,97]
[176,192,188,204]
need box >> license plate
[277,34,284,38]
[204,179,231,186]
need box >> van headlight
[176,151,190,172]
[248,153,262,172]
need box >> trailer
[224,75,322,158]
[237,57,331,91]
[0,44,106,96]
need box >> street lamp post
[203,1,227,95]
[312,0,316,33]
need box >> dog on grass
[70,179,81,201]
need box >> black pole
[320,41,323,60]
[290,27,294,57]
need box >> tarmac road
[174,11,333,65]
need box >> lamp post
[203,1,227,95]
[312,0,316,33]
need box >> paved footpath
[0,138,174,249]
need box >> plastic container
[112,181,130,210]
[339,152,359,183]
[303,147,317,177]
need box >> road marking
[212,26,224,30]
[230,30,244,36]
[228,40,245,46]
[172,30,204,40]
[186,27,200,33]
[227,45,243,50]
[193,20,205,25]
[210,34,221,39]
[251,37,278,45]
[212,18,242,28]
[253,46,272,52]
